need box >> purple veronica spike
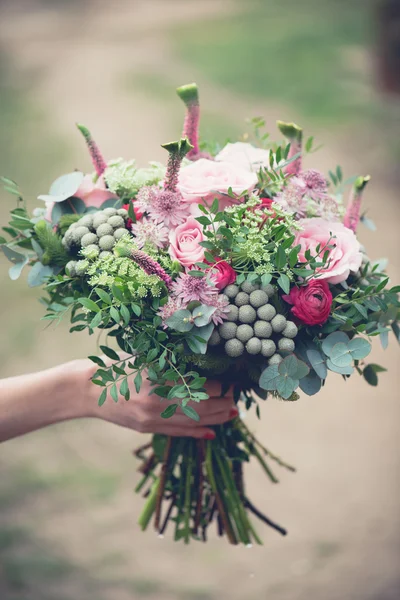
[161,138,193,193]
[76,123,107,176]
[176,83,212,160]
[115,243,173,289]
[343,175,370,233]
[277,121,303,176]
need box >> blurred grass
[173,0,377,124]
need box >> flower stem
[138,478,160,531]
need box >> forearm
[0,361,90,442]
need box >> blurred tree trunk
[376,0,400,95]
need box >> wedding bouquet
[1,83,399,545]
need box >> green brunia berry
[218,278,299,360]
[62,207,132,273]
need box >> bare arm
[0,359,236,443]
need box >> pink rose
[284,280,332,326]
[215,142,271,172]
[208,260,236,291]
[45,174,117,222]
[178,158,257,210]
[169,216,205,268]
[295,218,362,284]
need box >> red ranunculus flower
[283,279,332,326]
[208,259,237,291]
[259,197,274,209]
[123,201,143,229]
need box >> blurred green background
[0,1,399,599]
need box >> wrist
[58,359,98,419]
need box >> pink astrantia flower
[135,185,190,227]
[215,142,271,172]
[178,158,258,210]
[45,174,117,222]
[207,293,231,325]
[158,296,185,328]
[294,218,362,284]
[275,169,340,220]
[292,169,328,201]
[169,216,205,268]
[130,218,169,249]
[172,271,218,304]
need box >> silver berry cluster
[63,207,130,276]
[209,280,298,366]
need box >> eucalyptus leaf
[259,365,280,391]
[38,171,84,203]
[326,359,354,375]
[192,304,217,327]
[299,372,322,396]
[27,262,53,287]
[330,342,353,367]
[276,375,298,399]
[1,244,27,264]
[321,331,350,356]
[9,257,29,280]
[348,337,371,360]
[100,198,121,210]
[306,348,327,379]
[165,309,193,332]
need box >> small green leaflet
[161,404,178,419]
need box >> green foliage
[259,354,309,400]
[34,220,69,266]
[58,213,81,235]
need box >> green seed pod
[241,281,259,294]
[278,338,295,353]
[117,208,128,218]
[81,232,98,247]
[224,284,239,299]
[260,283,275,298]
[75,260,88,277]
[282,321,298,339]
[78,215,94,229]
[225,339,245,358]
[236,324,254,343]
[254,320,272,339]
[103,207,118,217]
[108,215,125,229]
[92,213,108,229]
[208,330,221,346]
[238,305,257,324]
[249,290,269,308]
[225,304,239,322]
[99,251,113,259]
[65,260,77,277]
[261,339,276,358]
[82,244,100,259]
[99,235,116,251]
[271,314,287,333]
[235,291,250,307]
[257,304,276,321]
[72,226,90,242]
[246,337,262,355]
[219,322,238,340]
[96,223,114,237]
[268,353,283,366]
[114,228,129,240]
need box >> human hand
[75,357,237,439]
